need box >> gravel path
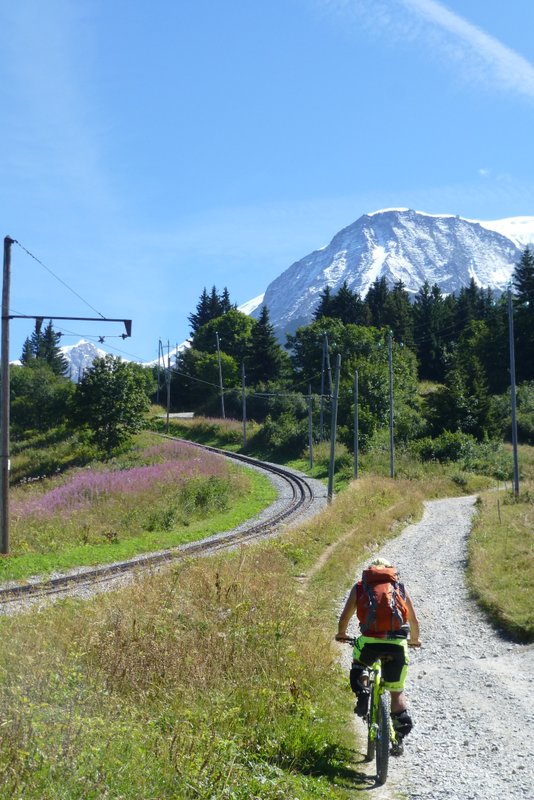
[339,495,534,799]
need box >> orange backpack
[356,565,408,634]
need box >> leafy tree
[246,306,287,386]
[191,309,254,364]
[173,348,238,412]
[74,356,154,453]
[10,362,75,433]
[287,318,419,448]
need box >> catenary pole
[388,331,394,479]
[354,370,359,480]
[327,353,341,504]
[242,361,247,448]
[308,383,313,470]
[0,237,13,554]
[319,335,326,440]
[216,331,225,419]
[166,340,171,433]
[507,288,520,496]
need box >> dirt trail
[338,495,534,799]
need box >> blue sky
[1,0,534,362]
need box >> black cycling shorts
[352,637,409,691]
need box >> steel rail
[0,438,316,608]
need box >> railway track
[0,438,322,611]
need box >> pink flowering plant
[8,436,250,559]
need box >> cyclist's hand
[335,634,353,642]
[408,639,422,648]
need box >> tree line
[170,250,534,450]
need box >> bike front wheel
[375,693,390,785]
[365,684,377,762]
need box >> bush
[253,412,308,457]
[413,431,477,463]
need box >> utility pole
[166,340,171,433]
[319,335,326,440]
[508,288,520,496]
[308,384,313,470]
[0,237,132,555]
[388,331,394,479]
[0,237,13,554]
[216,331,225,419]
[327,354,341,504]
[242,361,247,449]
[354,370,359,480]
[156,338,163,404]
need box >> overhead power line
[13,240,106,318]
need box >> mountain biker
[335,558,421,745]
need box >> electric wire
[12,240,106,318]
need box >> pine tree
[219,287,234,315]
[313,286,335,320]
[188,288,212,336]
[208,285,222,320]
[20,337,34,365]
[246,306,285,386]
[365,277,390,328]
[384,280,414,347]
[513,247,534,307]
[40,320,69,375]
[333,281,370,325]
[513,247,534,381]
[413,282,452,381]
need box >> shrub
[413,431,477,463]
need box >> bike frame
[367,658,400,749]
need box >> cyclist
[335,558,421,745]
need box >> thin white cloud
[401,0,534,98]
[320,0,534,100]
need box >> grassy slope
[0,477,425,799]
[1,418,531,796]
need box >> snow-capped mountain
[252,209,534,338]
[60,339,107,380]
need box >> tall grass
[468,483,534,642]
[0,476,423,799]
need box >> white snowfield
[339,495,534,800]
[253,209,534,339]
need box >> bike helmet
[370,557,393,567]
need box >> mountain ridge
[253,208,534,338]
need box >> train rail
[0,438,323,611]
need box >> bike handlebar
[335,635,422,648]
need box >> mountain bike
[340,637,419,786]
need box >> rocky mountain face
[60,339,107,381]
[253,209,534,338]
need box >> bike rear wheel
[375,693,390,785]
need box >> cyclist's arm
[405,593,421,646]
[335,584,358,640]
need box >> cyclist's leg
[351,638,375,716]
[381,642,413,738]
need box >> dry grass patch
[468,483,534,641]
